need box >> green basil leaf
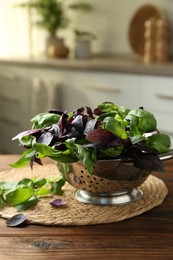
[103,117,128,139]
[125,109,157,134]
[35,187,51,196]
[147,133,171,153]
[75,144,97,174]
[101,147,123,157]
[33,178,47,188]
[31,112,60,129]
[17,178,33,188]
[10,148,36,168]
[19,135,36,147]
[15,196,39,211]
[0,181,17,191]
[35,143,77,163]
[5,187,34,206]
[51,178,66,195]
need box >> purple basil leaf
[133,152,164,172]
[6,214,27,227]
[93,107,103,116]
[49,199,67,207]
[108,138,127,147]
[84,119,97,135]
[86,106,94,118]
[73,107,85,116]
[50,124,60,137]
[73,175,81,184]
[57,113,69,136]
[86,129,115,146]
[71,115,84,132]
[12,129,43,140]
[48,109,63,115]
[66,128,83,139]
[37,131,54,145]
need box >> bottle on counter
[143,17,156,64]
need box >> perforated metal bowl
[58,152,173,205]
[58,160,150,205]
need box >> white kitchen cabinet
[141,75,173,145]
[59,70,141,111]
[0,65,32,153]
[29,68,141,112]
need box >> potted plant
[18,0,70,58]
[74,29,97,59]
[11,102,172,205]
[17,1,95,58]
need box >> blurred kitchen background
[1,0,173,153]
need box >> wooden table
[0,155,173,260]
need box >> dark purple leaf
[93,107,103,116]
[86,106,94,118]
[12,129,43,140]
[73,107,85,116]
[6,214,27,227]
[48,109,63,115]
[71,115,84,132]
[133,152,164,172]
[57,113,69,136]
[86,129,115,146]
[49,199,67,207]
[73,175,81,184]
[66,128,83,139]
[84,119,97,135]
[54,143,67,151]
[37,131,54,145]
[108,138,128,147]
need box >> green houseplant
[74,29,97,59]
[18,0,94,58]
[18,0,69,58]
[10,101,172,206]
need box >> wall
[1,0,173,58]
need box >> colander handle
[159,151,173,161]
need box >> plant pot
[58,160,151,205]
[46,36,69,58]
[75,39,91,59]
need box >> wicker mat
[0,163,168,226]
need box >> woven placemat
[0,163,168,226]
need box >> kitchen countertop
[1,54,173,76]
[0,154,173,259]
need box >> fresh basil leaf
[31,112,60,129]
[17,178,33,188]
[97,102,118,112]
[125,109,157,134]
[33,178,47,188]
[6,214,27,227]
[50,198,67,207]
[101,146,123,157]
[19,135,36,147]
[75,144,97,174]
[147,133,171,153]
[103,117,128,139]
[5,187,34,206]
[35,143,77,163]
[0,198,3,209]
[15,196,39,211]
[133,151,164,172]
[10,148,36,168]
[130,135,146,144]
[35,187,51,196]
[51,178,66,195]
[0,181,17,191]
